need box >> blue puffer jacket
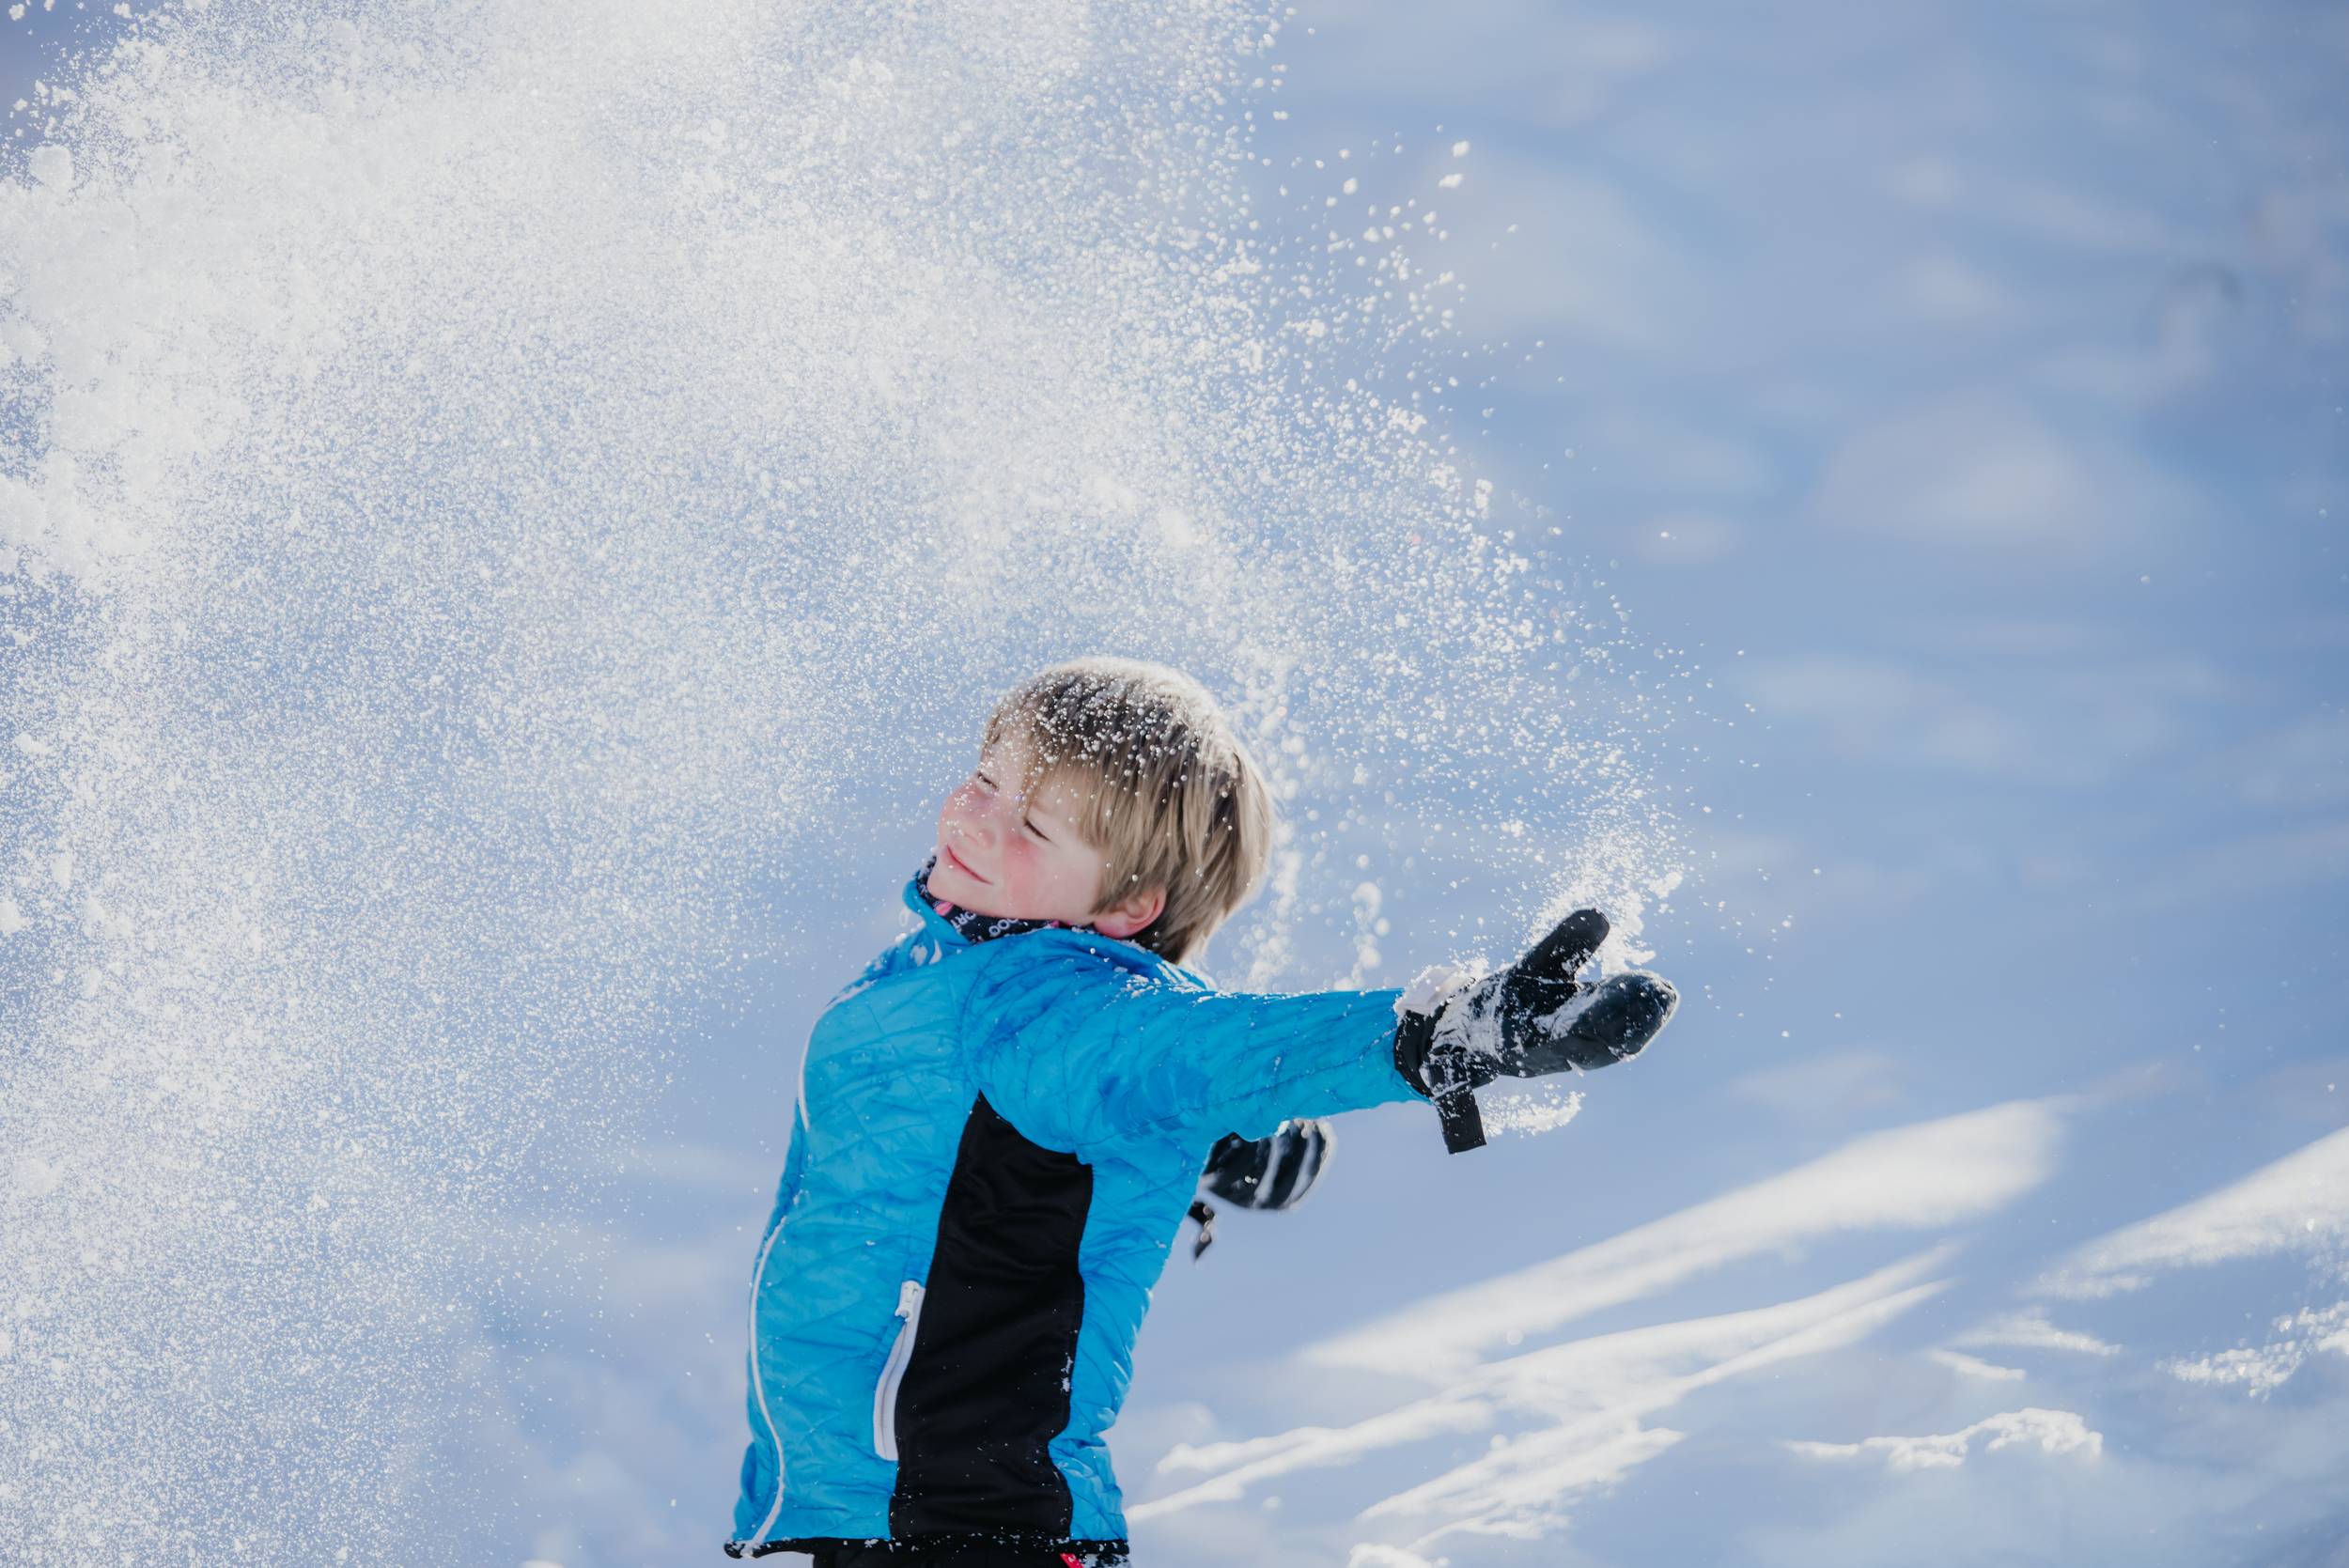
[727,875,1422,1560]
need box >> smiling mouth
[942,843,988,883]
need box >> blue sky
[2,1,2344,1564]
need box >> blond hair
[982,658,1274,966]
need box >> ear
[1091,882,1167,939]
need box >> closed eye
[1023,816,1050,842]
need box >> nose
[950,784,1003,847]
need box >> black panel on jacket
[890,1093,1096,1539]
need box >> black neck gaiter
[913,854,1095,945]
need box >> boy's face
[930,732,1162,939]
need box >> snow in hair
[982,658,1273,966]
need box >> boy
[727,658,1677,1566]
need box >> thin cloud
[1805,393,2196,555]
[1923,1348,2027,1381]
[1953,1309,2121,1358]
[1367,1264,1952,1549]
[2231,714,2349,810]
[2133,819,2349,911]
[1140,1249,1954,1542]
[1346,1549,1443,1568]
[1783,1407,2102,1472]
[1725,1048,1909,1125]
[1742,653,2227,787]
[2037,1125,2349,1299]
[2160,1300,2349,1398]
[1304,1100,2063,1380]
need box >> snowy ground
[1,1,2342,1564]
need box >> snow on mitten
[1392,908,1677,1153]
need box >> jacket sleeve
[965,943,1424,1148]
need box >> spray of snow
[1478,1084,1585,1136]
[0,0,1685,1556]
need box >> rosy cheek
[995,835,1036,880]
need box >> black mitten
[1392,908,1677,1154]
[1200,1119,1333,1211]
[1187,1119,1334,1262]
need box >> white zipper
[744,1217,791,1541]
[743,1096,809,1547]
[872,1279,926,1461]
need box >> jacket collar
[901,875,966,945]
[900,856,1096,949]
[895,860,1199,981]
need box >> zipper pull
[896,1279,925,1316]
